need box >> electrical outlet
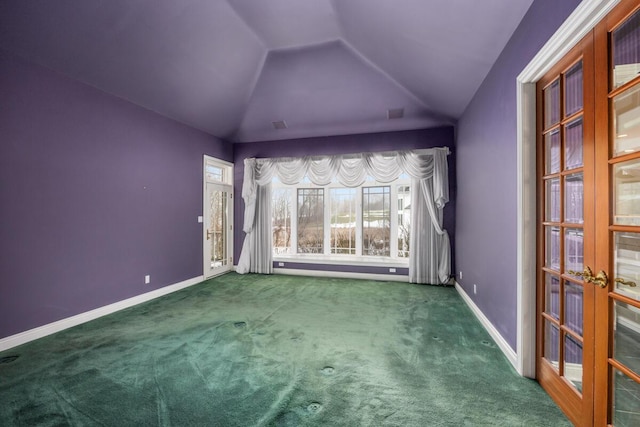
[473,284,477,295]
[459,271,463,280]
[278,262,285,267]
[389,268,396,273]
[197,216,203,223]
[145,275,150,284]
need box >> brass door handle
[568,266,595,280]
[591,270,608,288]
[206,229,212,240]
[567,266,608,288]
[615,278,637,287]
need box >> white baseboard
[0,275,204,352]
[455,282,519,372]
[274,267,409,283]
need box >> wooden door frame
[516,0,621,378]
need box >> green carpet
[0,273,569,426]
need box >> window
[272,176,411,263]
[272,188,292,255]
[297,188,324,254]
[363,186,391,256]
[397,185,411,258]
[330,188,357,255]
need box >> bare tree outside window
[363,186,390,256]
[272,188,292,255]
[297,188,324,253]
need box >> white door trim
[516,0,620,377]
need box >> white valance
[238,147,451,284]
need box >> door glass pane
[546,226,561,271]
[613,85,640,156]
[614,232,640,299]
[563,334,583,392]
[565,173,584,224]
[210,190,227,268]
[544,79,561,128]
[613,369,640,426]
[565,61,583,117]
[545,274,560,320]
[564,280,584,335]
[612,8,640,89]
[614,158,640,225]
[565,228,584,276]
[544,320,560,370]
[545,129,561,174]
[613,300,640,376]
[546,178,561,222]
[565,118,583,169]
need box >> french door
[203,157,233,279]
[537,1,640,425]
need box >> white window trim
[273,176,411,267]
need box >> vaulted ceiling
[0,0,534,142]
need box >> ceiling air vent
[387,108,404,119]
[272,120,288,130]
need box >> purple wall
[455,0,581,349]
[233,127,456,276]
[0,51,232,339]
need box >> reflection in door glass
[613,369,640,427]
[546,226,561,271]
[563,334,583,393]
[613,85,640,156]
[613,300,640,376]
[544,79,561,129]
[565,173,584,224]
[564,280,584,335]
[545,274,560,320]
[546,178,561,222]
[612,8,640,89]
[565,118,583,169]
[545,129,561,174]
[564,61,583,117]
[544,320,560,370]
[564,228,583,276]
[614,232,640,299]
[614,159,640,225]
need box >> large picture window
[272,176,410,262]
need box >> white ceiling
[0,0,535,142]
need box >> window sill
[273,254,409,268]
